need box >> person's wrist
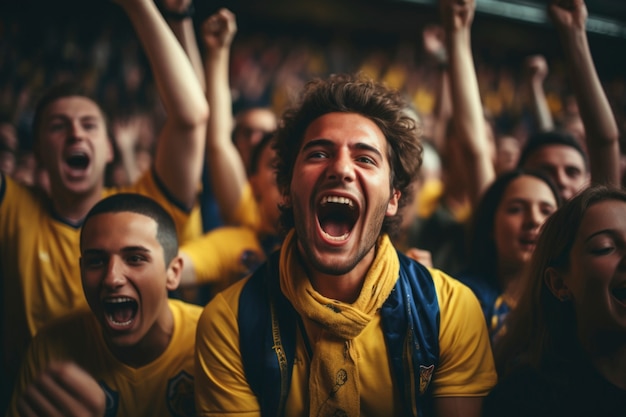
[159,2,195,20]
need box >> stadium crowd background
[1,0,625,188]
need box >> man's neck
[300,247,376,304]
[51,187,104,224]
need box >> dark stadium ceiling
[227,0,626,39]
[399,0,626,38]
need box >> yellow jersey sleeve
[180,226,263,289]
[429,268,498,397]
[195,279,261,416]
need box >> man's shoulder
[201,275,251,319]
[1,174,47,213]
[427,267,477,298]
[169,298,204,321]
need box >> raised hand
[160,0,192,14]
[549,0,588,31]
[201,8,237,52]
[439,0,476,31]
[423,24,447,64]
[524,55,549,84]
[17,362,106,417]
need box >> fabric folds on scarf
[279,229,400,417]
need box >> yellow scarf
[279,230,400,417]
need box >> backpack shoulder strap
[238,250,297,417]
[381,251,440,417]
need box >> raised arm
[201,9,249,222]
[160,0,206,92]
[116,0,209,209]
[440,0,495,205]
[549,0,620,187]
[423,24,452,154]
[524,54,555,132]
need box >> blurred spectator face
[36,96,113,196]
[521,144,589,201]
[493,175,558,270]
[0,122,18,149]
[495,136,521,175]
[0,148,15,175]
[0,123,17,175]
[249,141,282,235]
[233,108,277,173]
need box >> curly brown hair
[274,73,423,237]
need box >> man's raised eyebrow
[301,138,334,152]
[301,139,383,158]
[47,114,100,122]
[120,246,151,253]
[353,142,383,159]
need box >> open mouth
[103,297,138,328]
[519,236,537,248]
[65,152,90,170]
[611,287,626,305]
[317,195,359,241]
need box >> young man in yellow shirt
[8,193,202,417]
[195,71,496,417]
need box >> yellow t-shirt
[195,266,496,416]
[7,299,201,417]
[180,226,265,294]
[0,171,197,379]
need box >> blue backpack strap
[381,251,440,417]
[238,250,297,417]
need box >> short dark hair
[274,73,423,236]
[517,130,588,171]
[80,193,179,264]
[32,82,113,145]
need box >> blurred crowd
[2,6,625,193]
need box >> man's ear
[386,189,401,217]
[544,267,571,301]
[165,255,183,292]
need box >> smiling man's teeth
[109,316,133,326]
[321,195,354,207]
[103,297,137,326]
[107,297,134,303]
